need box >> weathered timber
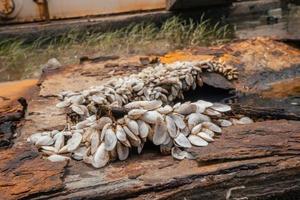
[21,120,300,200]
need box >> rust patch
[260,77,300,98]
[0,79,38,115]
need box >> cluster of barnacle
[27,61,252,168]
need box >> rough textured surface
[1,38,299,199]
[0,144,66,200]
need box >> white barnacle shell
[117,142,129,161]
[35,135,54,146]
[204,108,222,117]
[174,133,192,148]
[188,135,209,146]
[171,147,195,160]
[92,143,109,168]
[166,115,178,138]
[104,128,117,151]
[54,132,64,151]
[170,114,186,129]
[157,105,173,115]
[72,146,88,161]
[191,124,202,135]
[195,100,213,109]
[238,117,254,124]
[116,125,127,142]
[141,110,163,124]
[47,155,70,162]
[174,102,198,115]
[137,120,150,139]
[125,117,139,136]
[71,104,85,115]
[202,122,222,133]
[153,117,168,145]
[197,132,214,142]
[217,119,232,127]
[56,100,71,108]
[90,129,100,154]
[187,113,210,130]
[128,109,147,119]
[125,100,162,110]
[67,131,82,152]
[210,103,231,112]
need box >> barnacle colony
[28,60,252,168]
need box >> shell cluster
[27,60,249,168]
[28,99,253,168]
[56,60,238,121]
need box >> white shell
[217,119,233,127]
[54,132,64,151]
[47,155,70,162]
[197,132,214,142]
[125,117,139,136]
[128,109,147,119]
[187,113,210,130]
[157,105,173,114]
[174,103,197,115]
[141,111,163,124]
[104,129,117,151]
[90,130,100,154]
[170,114,186,129]
[202,122,222,133]
[137,120,150,138]
[36,135,54,146]
[92,143,109,168]
[191,124,202,135]
[210,103,231,112]
[153,117,168,145]
[188,135,208,147]
[166,115,178,138]
[239,117,254,124]
[116,125,127,142]
[56,100,71,108]
[174,133,192,148]
[67,132,82,152]
[117,142,129,161]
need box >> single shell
[125,100,162,110]
[202,128,215,138]
[116,125,127,142]
[174,133,192,148]
[101,123,111,141]
[197,132,214,142]
[67,132,82,152]
[166,115,178,138]
[137,142,144,154]
[90,130,100,154]
[217,119,233,127]
[188,135,209,147]
[41,146,57,153]
[187,113,210,130]
[56,100,71,108]
[171,147,194,160]
[104,129,117,151]
[174,103,197,115]
[239,117,254,124]
[92,143,109,168]
[117,142,129,161]
[191,124,202,135]
[36,135,54,146]
[153,117,168,145]
[71,104,85,115]
[93,117,112,130]
[128,109,147,119]
[54,132,64,151]
[47,155,70,162]
[157,105,173,114]
[202,122,222,133]
[72,147,87,161]
[204,108,222,117]
[170,114,186,129]
[137,120,150,138]
[141,111,163,124]
[210,103,231,112]
[125,117,139,136]
[195,100,213,109]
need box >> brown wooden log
[7,120,296,200]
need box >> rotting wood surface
[0,38,299,199]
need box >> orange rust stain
[260,77,300,98]
[160,51,214,64]
[0,79,38,113]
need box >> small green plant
[0,16,233,82]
